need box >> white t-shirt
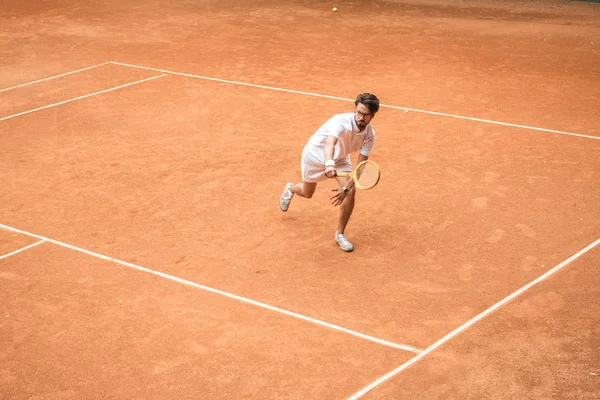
[303,112,376,163]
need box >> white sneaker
[335,232,354,252]
[279,183,294,212]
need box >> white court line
[347,237,600,399]
[0,62,109,93]
[0,74,166,122]
[0,223,421,353]
[110,61,599,141]
[0,240,45,260]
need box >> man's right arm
[324,135,338,178]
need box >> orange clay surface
[1,0,599,399]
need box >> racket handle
[335,172,352,177]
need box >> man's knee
[302,182,317,199]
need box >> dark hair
[355,93,379,114]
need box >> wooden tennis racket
[334,160,380,190]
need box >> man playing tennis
[279,93,380,252]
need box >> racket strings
[355,163,379,189]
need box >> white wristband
[325,160,335,167]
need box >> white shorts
[301,146,352,183]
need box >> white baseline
[0,240,45,260]
[0,75,166,122]
[110,61,599,141]
[0,223,421,353]
[347,237,600,399]
[0,62,109,93]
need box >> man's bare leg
[335,176,355,234]
[289,182,317,199]
[333,177,355,252]
[280,181,317,212]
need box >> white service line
[0,62,110,93]
[109,61,599,141]
[380,104,600,140]
[110,61,353,102]
[0,74,166,122]
[0,240,45,260]
[0,223,421,353]
[347,237,600,399]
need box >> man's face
[354,102,374,130]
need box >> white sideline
[109,61,599,141]
[0,223,421,354]
[0,62,109,93]
[347,237,600,399]
[0,240,45,260]
[0,74,166,122]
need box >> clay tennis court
[1,0,599,398]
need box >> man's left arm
[330,141,372,203]
[350,130,374,189]
[345,153,368,191]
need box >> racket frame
[335,160,380,190]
